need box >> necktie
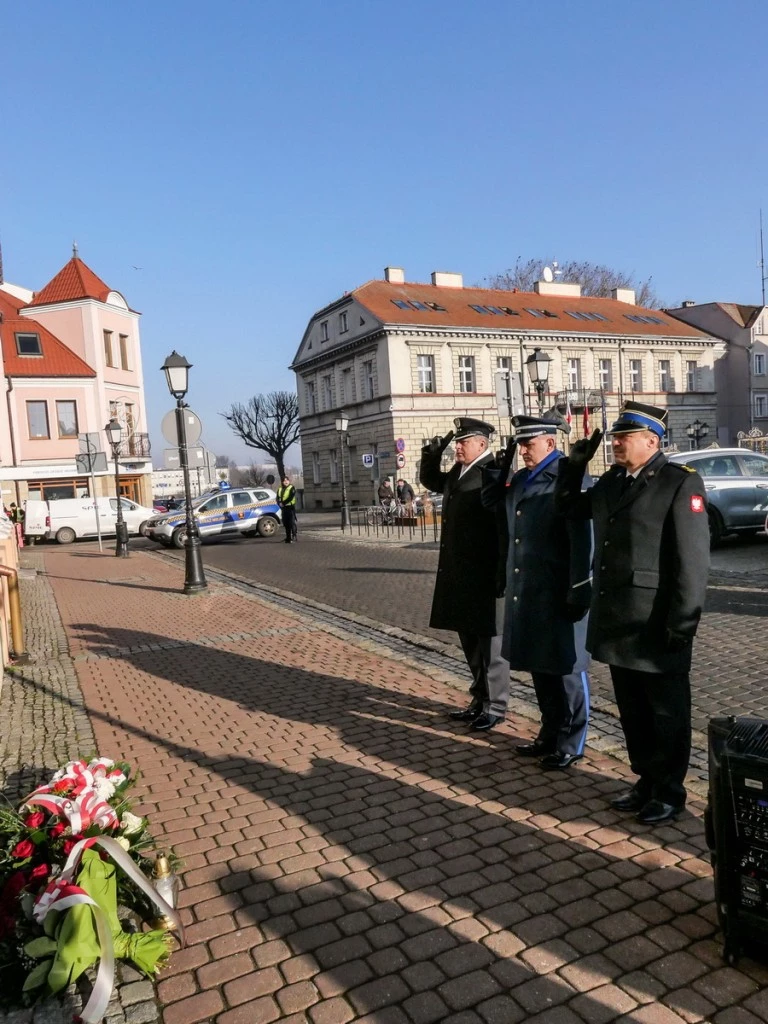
[621,473,634,494]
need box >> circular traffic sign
[161,408,203,446]
[396,438,406,453]
[396,453,406,469]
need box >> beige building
[291,268,721,509]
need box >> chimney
[534,280,582,298]
[611,287,636,305]
[681,300,696,308]
[431,271,463,289]
[384,267,405,284]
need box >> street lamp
[525,347,552,414]
[105,418,129,557]
[335,410,349,530]
[686,419,709,450]
[161,351,208,594]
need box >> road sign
[161,408,203,446]
[396,438,405,453]
[379,451,392,459]
[494,370,525,418]
[396,453,406,469]
[362,454,375,468]
[75,452,108,474]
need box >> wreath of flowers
[0,756,182,1022]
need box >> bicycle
[365,501,408,527]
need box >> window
[425,301,446,312]
[119,334,130,370]
[199,494,229,512]
[741,452,768,476]
[125,403,136,436]
[339,311,348,333]
[56,400,78,437]
[312,452,321,485]
[659,359,672,392]
[686,361,698,392]
[103,330,115,367]
[320,320,329,342]
[392,299,411,310]
[231,492,252,506]
[567,358,581,391]
[307,381,317,414]
[525,308,546,317]
[330,448,339,483]
[599,358,613,391]
[458,355,476,393]
[15,332,41,355]
[410,301,430,311]
[694,455,741,477]
[363,360,375,400]
[469,304,489,314]
[496,356,511,371]
[341,367,352,403]
[486,306,505,315]
[755,394,768,419]
[629,359,643,392]
[322,374,333,408]
[417,354,435,393]
[499,306,520,316]
[27,401,50,439]
[755,353,766,375]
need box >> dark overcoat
[483,454,592,674]
[420,448,501,635]
[556,450,710,673]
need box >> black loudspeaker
[707,716,768,964]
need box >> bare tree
[221,391,300,481]
[485,258,662,308]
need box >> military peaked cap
[453,417,495,441]
[607,400,668,437]
[512,415,561,441]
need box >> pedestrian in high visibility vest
[9,503,24,548]
[276,476,298,544]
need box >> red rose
[28,863,50,885]
[53,780,72,793]
[12,839,34,859]
[24,812,45,828]
[50,823,66,838]
[62,835,84,856]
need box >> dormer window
[339,311,348,333]
[320,320,329,342]
[15,332,42,356]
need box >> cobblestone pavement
[1,544,768,1023]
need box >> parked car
[25,497,156,544]
[152,498,181,513]
[144,487,281,547]
[667,447,768,544]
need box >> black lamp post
[686,419,709,450]
[161,351,208,594]
[335,410,349,530]
[525,347,552,414]
[105,418,129,557]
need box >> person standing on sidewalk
[555,400,710,824]
[276,476,298,544]
[420,418,510,732]
[9,503,24,548]
[396,478,415,512]
[482,415,593,770]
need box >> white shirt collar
[458,449,489,478]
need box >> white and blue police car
[144,484,282,547]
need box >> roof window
[410,301,431,311]
[469,304,489,314]
[499,306,520,316]
[485,306,505,315]
[392,299,411,310]
[425,301,447,312]
[15,332,42,356]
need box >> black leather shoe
[470,713,503,731]
[448,701,483,721]
[516,740,555,757]
[636,799,684,825]
[539,752,583,771]
[610,789,649,812]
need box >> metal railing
[118,432,152,458]
[348,503,442,542]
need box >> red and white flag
[565,400,572,430]
[583,405,590,437]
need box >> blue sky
[4,1,768,463]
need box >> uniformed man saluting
[556,401,709,825]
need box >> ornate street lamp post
[105,418,129,557]
[686,419,709,450]
[161,351,208,594]
[335,410,349,530]
[525,347,552,415]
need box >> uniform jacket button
[514,567,520,574]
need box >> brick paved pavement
[2,545,768,1023]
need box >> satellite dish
[542,265,554,283]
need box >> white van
[25,497,155,544]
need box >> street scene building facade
[292,267,722,509]
[0,252,152,507]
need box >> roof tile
[0,289,96,377]
[27,256,111,307]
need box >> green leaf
[22,960,51,991]
[24,936,59,958]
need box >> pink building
[0,251,152,506]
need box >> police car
[144,483,282,547]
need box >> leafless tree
[485,258,662,308]
[221,391,300,481]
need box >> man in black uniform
[420,418,510,731]
[556,401,709,824]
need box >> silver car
[667,448,768,544]
[145,487,282,547]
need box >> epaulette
[666,461,696,473]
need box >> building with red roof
[0,247,152,512]
[291,267,722,510]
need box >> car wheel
[55,526,76,545]
[257,516,278,537]
[172,528,187,549]
[708,508,725,547]
[138,520,150,537]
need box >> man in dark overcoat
[420,417,509,731]
[482,415,592,770]
[556,400,710,824]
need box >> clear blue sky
[4,1,767,463]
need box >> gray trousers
[531,670,590,756]
[458,603,510,717]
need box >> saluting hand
[422,430,455,457]
[569,429,603,470]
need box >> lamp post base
[183,536,208,594]
[115,521,130,558]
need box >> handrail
[0,564,30,663]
